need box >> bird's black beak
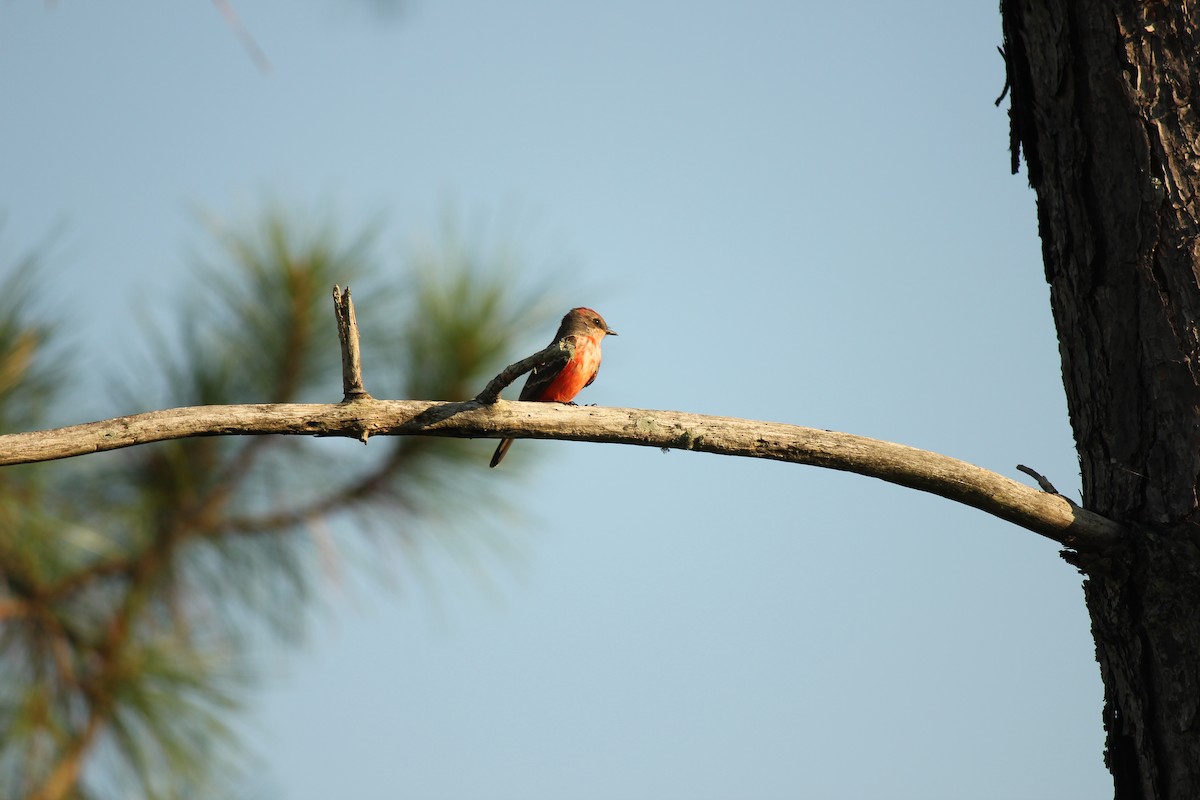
[606,328,618,336]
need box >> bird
[489,307,617,467]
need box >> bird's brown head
[561,307,617,339]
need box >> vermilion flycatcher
[489,307,617,468]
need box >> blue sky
[4,2,1109,798]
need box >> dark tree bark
[1001,2,1200,797]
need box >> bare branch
[332,286,372,403]
[474,339,574,404]
[0,400,1125,550]
[1016,463,1078,506]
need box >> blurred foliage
[0,209,558,800]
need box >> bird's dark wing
[517,351,570,400]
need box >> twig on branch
[1016,463,1078,506]
[0,400,1126,550]
[474,339,575,404]
[332,286,372,404]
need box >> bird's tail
[489,438,513,468]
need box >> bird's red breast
[523,333,604,403]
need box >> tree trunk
[1001,1,1200,797]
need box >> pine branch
[0,217,558,800]
[219,437,418,535]
[0,399,1124,550]
[29,707,102,800]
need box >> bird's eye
[593,318,602,326]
